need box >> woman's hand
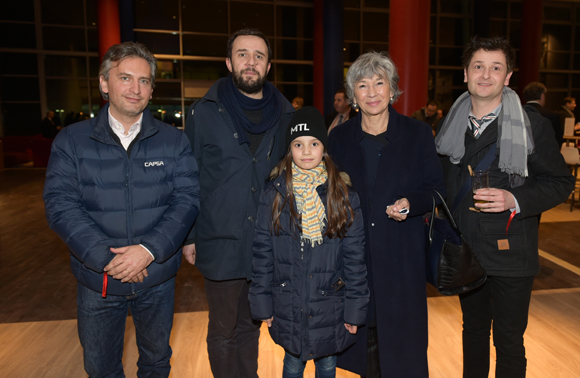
[386,198,409,221]
[262,317,274,327]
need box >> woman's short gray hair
[98,42,157,101]
[345,51,403,105]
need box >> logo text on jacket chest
[144,161,165,167]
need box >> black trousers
[459,275,535,378]
[205,278,261,378]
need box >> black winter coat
[441,110,574,277]
[184,78,295,280]
[249,174,369,361]
[328,106,446,377]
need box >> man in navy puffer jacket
[43,42,200,378]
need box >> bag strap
[428,190,459,244]
[451,143,497,214]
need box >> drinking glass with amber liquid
[472,170,489,207]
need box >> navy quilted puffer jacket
[249,173,369,361]
[43,104,200,295]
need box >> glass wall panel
[438,47,464,66]
[440,0,471,15]
[0,53,38,75]
[543,24,572,51]
[276,6,313,38]
[362,12,388,42]
[0,0,35,22]
[0,23,36,48]
[230,2,274,36]
[344,42,361,63]
[134,0,179,30]
[1,77,40,101]
[134,32,180,55]
[490,1,508,19]
[182,0,228,33]
[2,103,42,136]
[344,10,360,41]
[41,0,84,26]
[46,79,89,115]
[45,56,88,77]
[183,35,229,57]
[43,26,86,51]
[275,64,313,83]
[362,42,388,54]
[182,61,229,81]
[544,6,571,22]
[276,84,313,108]
[276,39,313,60]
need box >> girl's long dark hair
[270,149,354,239]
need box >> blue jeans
[77,277,176,378]
[283,350,336,378]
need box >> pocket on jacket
[477,218,528,270]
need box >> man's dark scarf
[218,74,282,145]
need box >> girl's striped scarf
[291,161,328,247]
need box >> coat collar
[349,104,404,143]
[90,103,159,145]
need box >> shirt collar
[108,108,143,136]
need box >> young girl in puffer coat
[249,107,369,378]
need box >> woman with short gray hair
[328,51,446,377]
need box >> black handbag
[426,191,487,295]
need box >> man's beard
[232,68,267,95]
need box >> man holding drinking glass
[435,36,574,378]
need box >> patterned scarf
[435,86,535,187]
[292,161,328,247]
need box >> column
[519,0,543,93]
[389,0,431,116]
[98,0,121,62]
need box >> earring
[352,103,358,109]
[390,96,393,103]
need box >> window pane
[542,24,572,51]
[275,64,313,83]
[490,1,508,18]
[510,2,522,19]
[45,56,88,77]
[2,103,42,136]
[509,21,521,49]
[182,0,228,33]
[429,46,436,66]
[182,61,229,81]
[276,84,313,109]
[134,32,180,55]
[87,0,98,27]
[544,6,571,22]
[183,35,228,57]
[344,10,360,41]
[362,42,388,54]
[438,47,464,66]
[230,2,274,37]
[157,60,181,80]
[436,69,465,87]
[364,0,388,8]
[0,0,35,22]
[275,39,313,61]
[41,0,84,26]
[439,17,472,46]
[573,53,580,71]
[150,82,183,126]
[440,0,471,15]
[540,73,569,89]
[46,79,89,116]
[362,12,388,43]
[544,52,570,70]
[1,77,40,101]
[0,53,38,75]
[430,16,436,45]
[134,0,179,30]
[43,26,85,51]
[0,23,36,48]
[490,20,506,38]
[344,42,360,63]
[87,28,98,52]
[89,57,100,78]
[276,6,313,38]
[344,0,360,8]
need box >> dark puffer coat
[249,173,369,361]
[43,104,200,295]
